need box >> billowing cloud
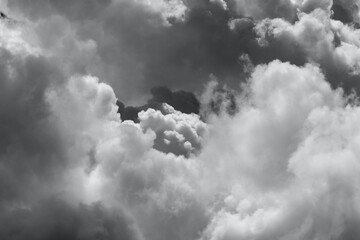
[3,0,259,102]
[3,1,360,240]
[255,8,360,92]
[198,60,359,240]
[139,104,206,156]
[0,18,147,240]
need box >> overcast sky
[2,0,360,240]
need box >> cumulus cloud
[117,86,200,122]
[0,19,208,240]
[255,8,360,92]
[3,1,360,240]
[0,19,148,240]
[138,104,206,156]
[197,60,359,240]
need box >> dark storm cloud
[332,0,360,24]
[6,0,260,101]
[9,0,335,103]
[0,46,66,205]
[91,0,256,98]
[149,86,200,114]
[332,3,354,23]
[9,0,360,103]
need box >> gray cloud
[5,0,258,102]
[231,0,298,21]
[200,79,240,117]
[332,0,360,24]
[0,200,143,240]
[332,3,354,23]
[117,86,200,122]
[0,18,145,240]
[0,46,65,207]
[254,9,360,93]
[6,0,360,102]
[3,1,360,240]
[6,0,111,21]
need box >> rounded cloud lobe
[3,1,360,240]
[254,8,360,93]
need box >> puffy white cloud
[197,60,360,240]
[138,104,206,156]
[0,18,158,240]
[255,9,360,91]
[45,66,209,240]
[65,59,360,240]
[298,0,333,12]
[138,0,188,25]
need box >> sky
[1,0,360,239]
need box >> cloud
[6,0,111,21]
[197,60,360,240]
[0,200,144,240]
[231,0,333,21]
[255,9,360,93]
[232,0,298,21]
[332,0,360,24]
[4,1,360,240]
[138,104,206,157]
[200,79,240,117]
[45,67,208,239]
[6,0,360,102]
[0,20,67,207]
[0,18,151,240]
[117,86,200,122]
[4,0,259,103]
[75,59,360,240]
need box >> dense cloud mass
[3,0,360,240]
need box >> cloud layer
[2,1,360,240]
